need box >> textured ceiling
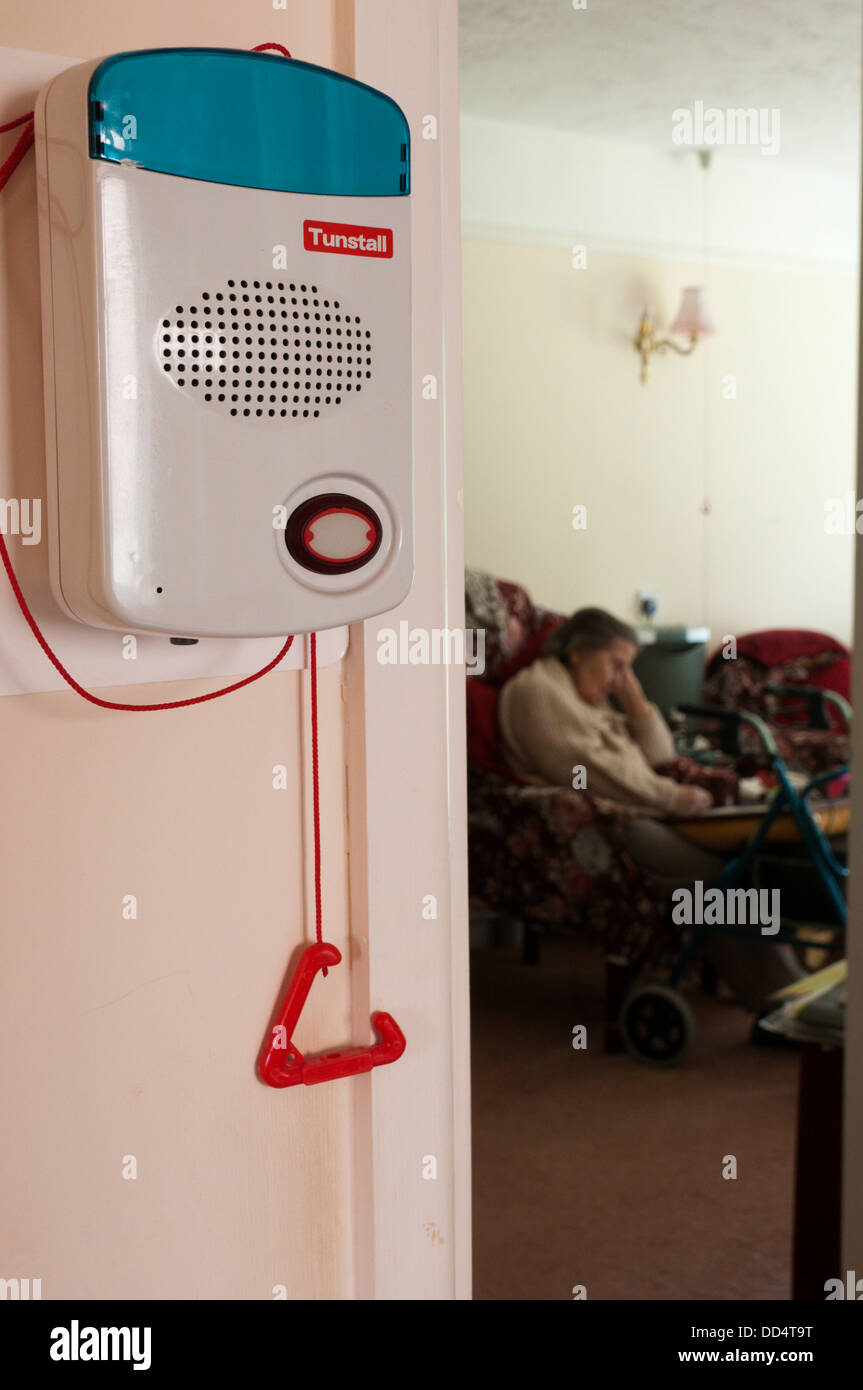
[460,0,861,174]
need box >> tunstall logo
[303,219,393,258]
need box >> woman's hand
[673,784,713,816]
[615,667,651,721]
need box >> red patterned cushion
[493,616,563,688]
[466,679,522,780]
[768,656,851,728]
[728,629,848,669]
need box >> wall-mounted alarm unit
[34,48,412,638]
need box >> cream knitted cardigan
[497,656,680,816]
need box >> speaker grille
[157,279,373,419]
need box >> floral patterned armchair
[465,570,683,1003]
[695,630,851,780]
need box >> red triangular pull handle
[259,941,406,1088]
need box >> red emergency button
[285,493,383,575]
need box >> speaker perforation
[158,278,370,419]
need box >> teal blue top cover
[88,48,410,196]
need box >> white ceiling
[459,0,861,175]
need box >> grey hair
[544,608,639,664]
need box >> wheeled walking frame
[619,688,850,1064]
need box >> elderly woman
[497,607,805,1023]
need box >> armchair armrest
[676,703,779,759]
[764,683,852,734]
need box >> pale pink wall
[0,0,470,1301]
[0,2,359,1300]
[0,3,353,67]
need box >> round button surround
[284,492,383,575]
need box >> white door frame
[345,0,472,1300]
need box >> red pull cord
[0,111,35,182]
[309,631,325,962]
[0,531,295,709]
[251,43,292,58]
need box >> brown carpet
[471,935,799,1301]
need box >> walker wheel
[619,982,695,1066]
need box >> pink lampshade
[670,286,716,336]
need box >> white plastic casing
[35,59,413,638]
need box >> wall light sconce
[634,288,716,385]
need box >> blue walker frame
[670,687,850,987]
